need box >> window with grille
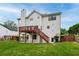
[30,18,33,21]
[48,16,56,21]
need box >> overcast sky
[0,3,79,30]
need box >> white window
[37,16,40,19]
[30,18,33,21]
[48,16,56,21]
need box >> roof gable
[26,10,42,19]
[18,10,61,20]
[0,23,17,31]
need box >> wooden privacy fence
[61,35,75,42]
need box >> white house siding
[20,12,43,43]
[19,9,61,43]
[26,12,42,29]
[42,15,61,43]
[0,25,18,39]
[19,9,26,27]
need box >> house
[0,24,18,40]
[18,9,61,43]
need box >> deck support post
[25,32,27,43]
[18,26,20,42]
[32,32,33,43]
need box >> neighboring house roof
[0,23,17,31]
[0,24,18,38]
[17,10,61,20]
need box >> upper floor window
[30,18,33,21]
[48,16,56,21]
[37,16,40,19]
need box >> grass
[0,40,79,56]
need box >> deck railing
[19,26,49,43]
[19,26,38,32]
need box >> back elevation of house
[18,9,61,43]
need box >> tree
[61,28,68,35]
[3,20,17,31]
[68,23,79,34]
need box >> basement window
[32,35,37,40]
[26,35,29,39]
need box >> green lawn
[0,40,79,56]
